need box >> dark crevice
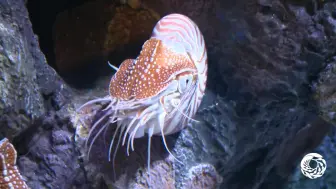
[26,0,145,89]
[58,41,144,89]
[26,0,91,70]
[26,0,105,89]
[225,147,271,189]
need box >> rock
[73,0,334,188]
[0,0,88,188]
[0,0,45,139]
[314,57,336,126]
[75,1,333,189]
[1,0,336,188]
[312,1,336,125]
[15,112,90,189]
[0,0,73,139]
[286,127,336,189]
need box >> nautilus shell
[0,138,30,189]
[77,13,208,177]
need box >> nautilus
[77,13,208,176]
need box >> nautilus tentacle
[108,61,119,71]
[76,13,208,181]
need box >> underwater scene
[0,0,335,188]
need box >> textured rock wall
[0,0,73,138]
[0,0,45,139]
[288,2,336,188]
[0,0,86,188]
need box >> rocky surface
[314,58,336,125]
[286,127,336,189]
[0,0,335,189]
[0,0,74,139]
[0,0,45,139]
[311,2,336,126]
[0,0,85,188]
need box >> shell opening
[78,71,199,172]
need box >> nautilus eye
[171,98,181,108]
[178,74,194,94]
